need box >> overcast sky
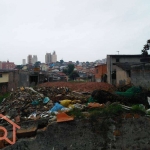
[1,0,150,65]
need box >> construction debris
[0,82,150,149]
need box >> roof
[107,54,150,58]
[115,63,138,71]
[0,69,16,73]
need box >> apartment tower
[22,59,26,65]
[32,55,38,64]
[45,53,51,64]
[27,55,32,65]
[51,51,57,63]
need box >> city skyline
[1,0,150,64]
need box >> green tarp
[115,86,142,98]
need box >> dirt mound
[37,82,115,93]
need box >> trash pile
[0,86,90,125]
[0,85,149,124]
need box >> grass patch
[88,104,124,118]
[0,93,10,103]
[131,104,146,115]
[66,108,85,119]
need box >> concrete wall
[8,70,19,91]
[0,72,9,82]
[116,66,131,86]
[0,70,19,92]
[3,117,150,150]
[131,63,150,89]
[107,55,143,84]
[18,71,30,87]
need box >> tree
[69,71,79,80]
[63,68,68,75]
[60,59,64,64]
[141,40,150,57]
[68,64,75,75]
[76,61,79,65]
[62,64,75,77]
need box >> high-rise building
[45,53,51,64]
[51,51,57,63]
[22,59,26,65]
[32,55,38,64]
[27,55,32,65]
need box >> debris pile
[0,82,150,149]
[0,86,89,123]
[0,84,149,125]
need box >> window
[116,58,120,62]
[127,70,131,77]
[0,74,2,78]
[96,69,98,73]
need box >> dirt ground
[38,82,116,93]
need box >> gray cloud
[1,0,150,64]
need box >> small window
[0,74,2,78]
[96,69,98,73]
[116,58,120,62]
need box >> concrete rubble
[0,86,92,148]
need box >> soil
[38,82,116,93]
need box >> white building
[22,59,26,65]
[51,51,57,63]
[32,55,38,64]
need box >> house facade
[95,64,107,82]
[107,54,150,86]
[0,70,19,93]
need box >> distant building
[27,55,32,65]
[32,55,38,64]
[106,54,149,86]
[0,69,19,93]
[22,59,26,65]
[45,53,51,64]
[95,64,107,82]
[0,60,15,69]
[51,51,57,63]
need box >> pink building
[0,61,15,69]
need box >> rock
[17,120,38,138]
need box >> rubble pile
[34,86,89,102]
[0,82,150,149]
[0,86,90,124]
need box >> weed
[0,93,10,103]
[88,104,124,119]
[131,104,146,115]
[66,108,84,119]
